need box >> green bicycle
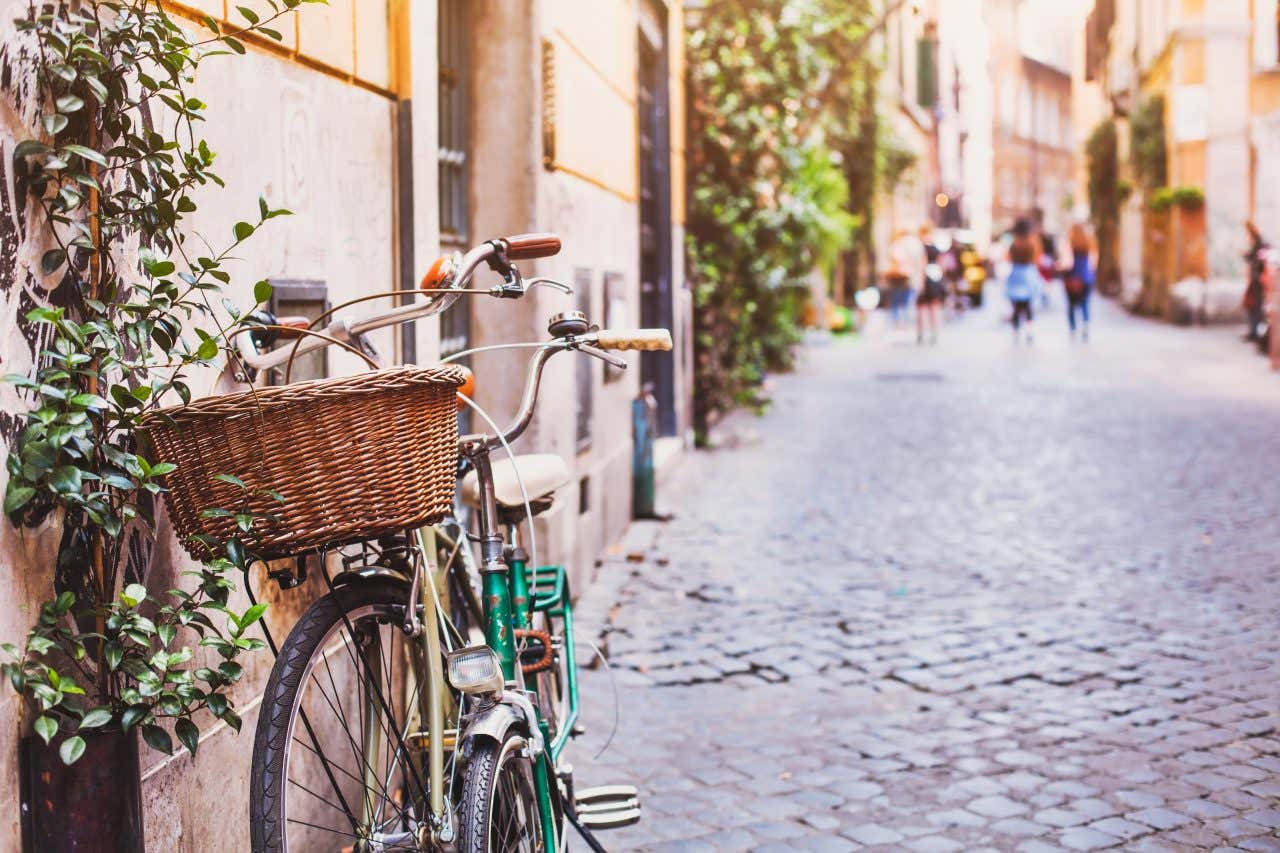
[240,233,671,851]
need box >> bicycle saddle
[460,453,571,509]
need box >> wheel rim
[277,602,434,852]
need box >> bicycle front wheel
[250,579,441,853]
[456,730,547,852]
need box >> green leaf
[34,715,56,745]
[174,717,199,757]
[233,221,254,241]
[25,306,63,324]
[120,705,148,731]
[253,280,272,304]
[69,393,109,410]
[41,249,67,276]
[42,113,69,135]
[61,144,107,167]
[141,725,173,755]
[48,465,83,494]
[237,603,267,633]
[55,94,85,113]
[59,735,86,765]
[221,709,242,733]
[121,583,148,608]
[5,484,35,515]
[79,707,112,729]
[13,140,50,159]
[223,36,246,54]
[212,474,246,488]
[235,5,259,23]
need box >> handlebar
[474,327,672,451]
[594,329,673,351]
[236,234,561,372]
[502,233,561,260]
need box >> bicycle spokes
[282,606,438,851]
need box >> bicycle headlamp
[446,646,504,696]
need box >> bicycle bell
[548,311,589,337]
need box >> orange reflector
[455,365,475,412]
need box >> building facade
[0,0,687,848]
[1082,0,1277,318]
[987,0,1076,238]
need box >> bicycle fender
[462,691,545,755]
[330,567,412,589]
[462,702,525,748]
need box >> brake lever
[576,343,627,370]
[523,277,575,296]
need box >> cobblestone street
[569,298,1280,851]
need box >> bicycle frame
[457,443,563,850]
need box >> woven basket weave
[140,365,467,561]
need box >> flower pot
[20,729,144,852]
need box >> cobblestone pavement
[567,298,1280,851]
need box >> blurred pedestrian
[1065,221,1097,340]
[1037,228,1058,310]
[1005,217,1040,344]
[888,228,923,329]
[917,225,945,344]
[1243,221,1269,342]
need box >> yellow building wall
[669,2,686,225]
[1175,140,1207,187]
[169,0,394,93]
[543,0,639,202]
[1181,39,1205,85]
[1252,74,1280,115]
[537,0,685,216]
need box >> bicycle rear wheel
[250,579,446,853]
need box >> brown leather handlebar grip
[274,316,311,340]
[503,233,562,260]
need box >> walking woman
[1065,221,1096,340]
[917,225,945,344]
[1005,217,1040,343]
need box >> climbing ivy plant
[685,0,900,439]
[1086,119,1121,293]
[1,0,318,764]
[1129,94,1168,195]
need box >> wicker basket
[139,365,467,561]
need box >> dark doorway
[637,4,676,436]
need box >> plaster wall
[0,3,432,847]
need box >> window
[267,280,329,384]
[438,0,470,363]
[438,0,470,246]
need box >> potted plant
[1,1,316,848]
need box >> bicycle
[233,233,671,851]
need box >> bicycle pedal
[575,785,641,830]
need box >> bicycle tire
[250,578,427,853]
[457,730,547,852]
